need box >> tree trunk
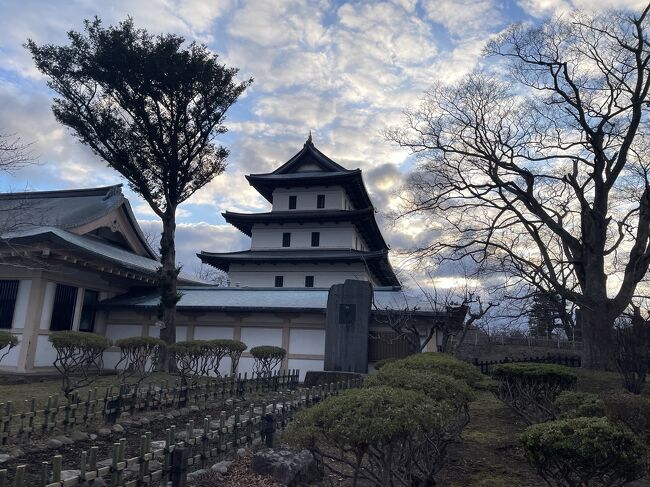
[158,210,179,372]
[581,307,617,370]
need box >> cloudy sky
[0,0,645,287]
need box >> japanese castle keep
[0,138,453,376]
[199,135,399,289]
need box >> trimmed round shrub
[365,366,475,409]
[250,346,286,376]
[492,363,577,424]
[49,330,112,350]
[553,391,605,419]
[49,331,112,397]
[169,340,208,385]
[115,336,165,349]
[382,352,483,386]
[115,336,165,384]
[603,392,650,442]
[219,339,246,374]
[285,386,461,486]
[373,357,398,370]
[520,417,646,487]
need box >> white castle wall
[251,223,368,250]
[272,187,353,211]
[227,262,374,288]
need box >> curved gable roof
[0,185,157,259]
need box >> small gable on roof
[272,137,350,175]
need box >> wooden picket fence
[472,353,582,375]
[0,370,299,444]
[0,379,363,487]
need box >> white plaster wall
[34,335,58,367]
[147,325,187,342]
[228,262,373,288]
[0,334,22,366]
[237,357,255,376]
[251,224,355,250]
[289,329,325,355]
[193,326,234,340]
[240,327,283,348]
[105,324,144,341]
[11,280,32,329]
[288,359,324,381]
[272,187,346,211]
[103,350,121,369]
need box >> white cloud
[518,0,647,17]
[423,0,504,37]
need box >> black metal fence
[472,353,582,375]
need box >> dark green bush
[49,331,112,397]
[603,392,650,442]
[114,336,165,349]
[553,391,605,419]
[373,357,398,370]
[285,386,463,486]
[365,366,475,409]
[49,330,112,350]
[250,346,286,376]
[382,352,483,386]
[521,417,646,486]
[492,363,577,424]
[115,336,165,385]
[365,367,474,446]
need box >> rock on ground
[251,448,320,486]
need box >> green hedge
[553,391,605,419]
[491,362,577,424]
[207,339,246,353]
[521,417,646,486]
[49,331,112,350]
[114,336,165,349]
[382,353,483,386]
[365,366,475,408]
[250,346,286,359]
[492,363,577,388]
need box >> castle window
[305,276,314,288]
[50,284,78,331]
[311,232,320,247]
[0,280,19,329]
[289,195,297,209]
[275,276,284,288]
[282,232,291,247]
[317,194,325,208]
[79,290,99,332]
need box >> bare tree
[388,5,650,369]
[372,277,492,356]
[193,263,229,286]
[0,132,31,174]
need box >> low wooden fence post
[171,446,189,487]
